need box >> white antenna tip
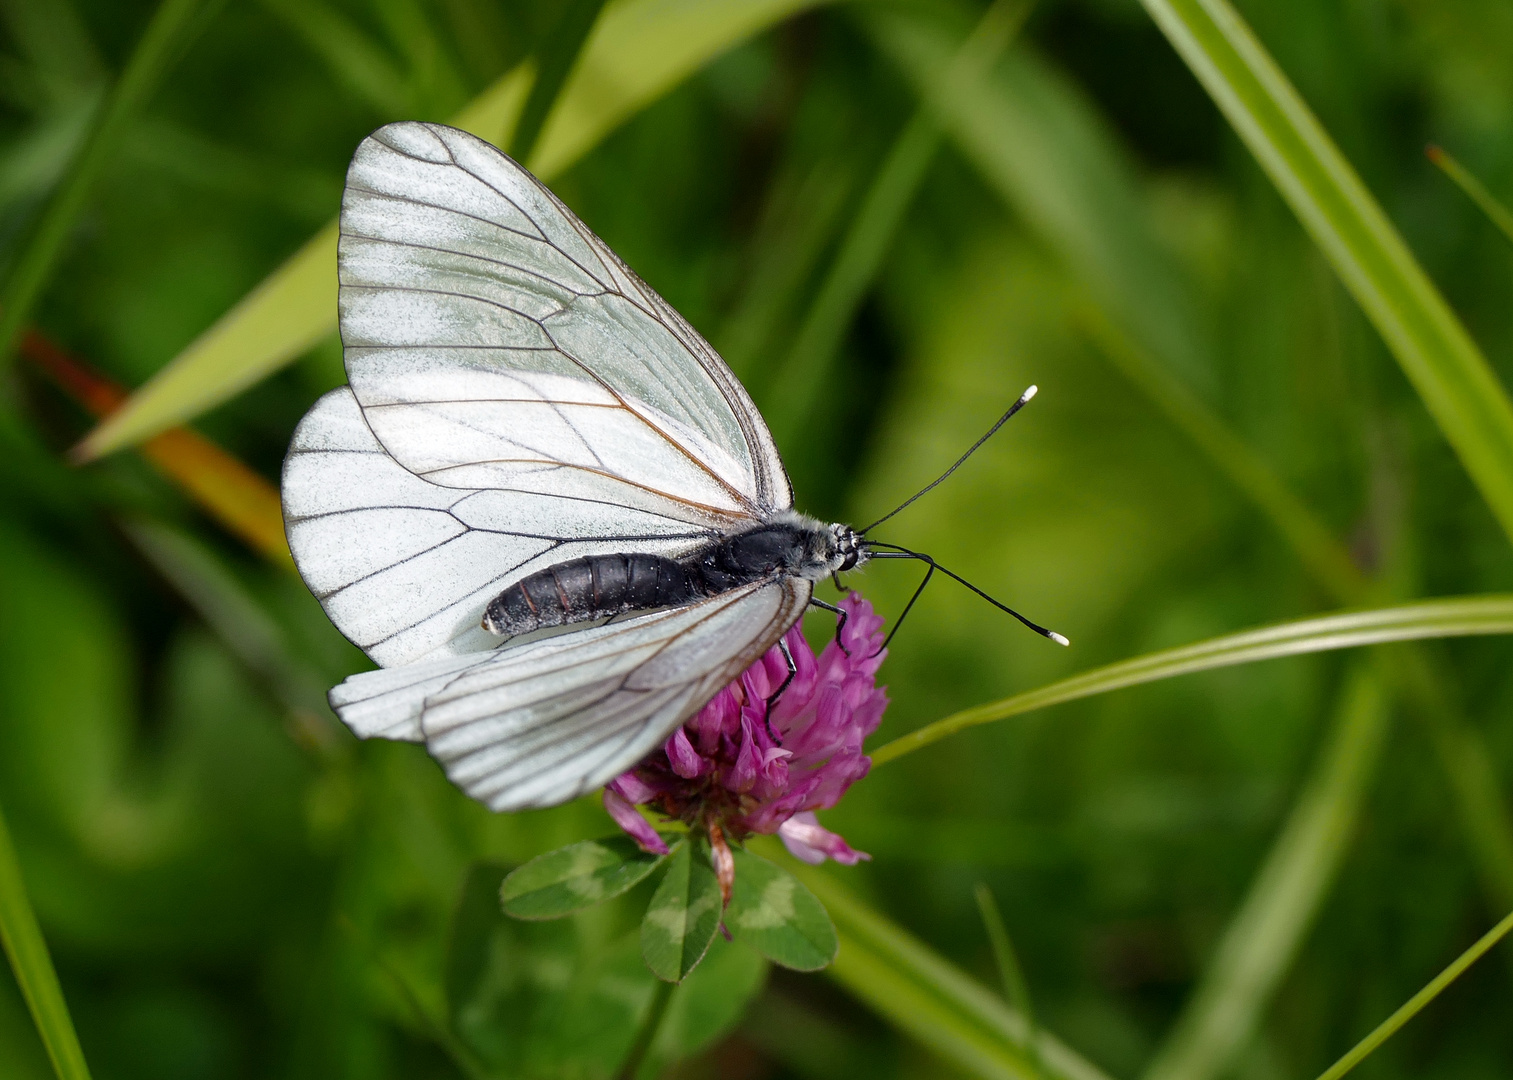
[1022,385,1038,402]
[1048,631,1070,647]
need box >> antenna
[866,541,1069,648]
[861,385,1038,535]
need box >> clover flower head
[604,592,888,890]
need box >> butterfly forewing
[338,122,789,518]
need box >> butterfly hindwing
[328,579,811,810]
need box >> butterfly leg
[808,597,850,655]
[762,637,797,744]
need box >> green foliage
[500,835,675,920]
[639,839,723,983]
[0,0,212,372]
[0,805,92,1080]
[4,1,1513,1078]
[725,847,838,972]
[1138,0,1513,542]
[447,862,766,1076]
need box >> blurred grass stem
[974,884,1043,1079]
[1426,145,1513,246]
[337,913,490,1080]
[1311,906,1513,1080]
[0,0,211,376]
[616,978,676,1080]
[1081,305,1367,602]
[0,802,93,1080]
[1140,665,1388,1080]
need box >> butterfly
[282,121,1061,814]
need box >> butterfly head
[830,522,868,573]
[759,512,869,581]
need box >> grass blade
[75,0,830,461]
[871,595,1513,766]
[1137,0,1513,544]
[509,0,608,163]
[23,330,291,565]
[974,884,1043,1079]
[0,802,93,1080]
[752,840,1112,1080]
[1141,663,1390,1080]
[763,107,939,449]
[0,0,211,373]
[525,0,827,179]
[1425,144,1513,246]
[1311,906,1513,1080]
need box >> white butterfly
[282,122,870,812]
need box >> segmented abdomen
[482,553,702,637]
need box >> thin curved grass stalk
[870,595,1513,766]
[975,884,1044,1080]
[0,802,93,1080]
[1135,0,1513,544]
[1310,906,1513,1080]
[1426,145,1513,246]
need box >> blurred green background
[3,0,1513,1077]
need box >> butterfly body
[481,513,867,638]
